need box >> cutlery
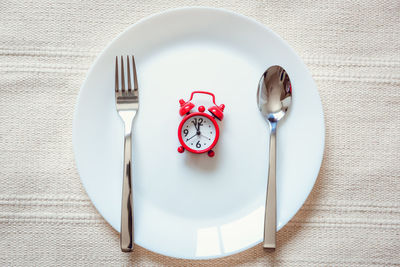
[257,65,292,249]
[115,55,139,252]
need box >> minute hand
[191,120,199,131]
[197,122,203,131]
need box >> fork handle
[264,124,276,249]
[120,129,134,252]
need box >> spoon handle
[264,127,276,249]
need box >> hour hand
[197,121,203,132]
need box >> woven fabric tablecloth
[1,0,399,266]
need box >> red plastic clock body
[177,91,225,157]
[178,112,220,154]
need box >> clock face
[180,114,218,152]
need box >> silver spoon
[257,65,292,249]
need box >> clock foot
[178,146,185,153]
[208,150,215,157]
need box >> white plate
[73,7,324,259]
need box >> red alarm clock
[177,91,225,157]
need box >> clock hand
[200,133,210,139]
[186,133,197,141]
[191,120,199,131]
[197,120,205,135]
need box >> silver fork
[115,55,139,252]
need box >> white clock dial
[181,115,217,151]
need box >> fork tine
[132,55,138,91]
[127,56,132,91]
[115,56,119,92]
[121,56,125,91]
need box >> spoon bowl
[257,65,292,249]
[257,66,292,124]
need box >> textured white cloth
[0,0,399,266]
